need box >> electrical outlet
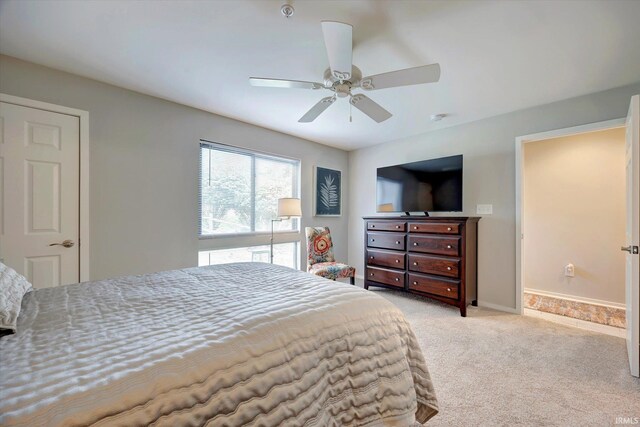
[476,204,493,215]
[564,264,575,277]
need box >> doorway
[520,125,626,337]
[0,94,90,287]
[516,101,639,378]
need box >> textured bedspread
[0,263,438,426]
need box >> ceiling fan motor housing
[324,65,362,88]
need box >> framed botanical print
[314,166,342,216]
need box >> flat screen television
[376,155,463,214]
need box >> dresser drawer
[367,249,405,269]
[367,221,406,232]
[408,273,459,299]
[408,235,460,256]
[367,232,406,250]
[408,222,460,234]
[408,254,460,278]
[367,267,405,288]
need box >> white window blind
[199,141,300,236]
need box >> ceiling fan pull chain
[349,97,353,122]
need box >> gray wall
[0,55,349,281]
[348,82,640,311]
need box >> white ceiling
[1,0,640,151]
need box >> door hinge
[621,245,639,254]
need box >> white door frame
[1,93,90,282]
[514,118,625,314]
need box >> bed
[0,262,438,426]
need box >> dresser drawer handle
[413,262,417,266]
[396,241,401,244]
[371,239,375,242]
[395,278,399,281]
[447,266,452,270]
[447,287,452,292]
[413,242,418,246]
[447,227,452,231]
[395,225,400,229]
[370,256,374,259]
[413,226,418,230]
[371,224,376,228]
[370,273,374,276]
[413,281,418,285]
[447,245,452,249]
[395,259,400,263]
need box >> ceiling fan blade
[250,77,324,90]
[360,63,441,91]
[350,94,392,123]
[321,21,353,81]
[298,96,336,123]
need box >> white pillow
[0,262,33,332]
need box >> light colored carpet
[362,284,640,426]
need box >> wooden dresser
[363,216,479,316]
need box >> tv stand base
[402,212,431,217]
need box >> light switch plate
[476,204,493,215]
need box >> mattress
[0,262,438,426]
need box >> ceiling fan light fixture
[430,113,447,122]
[335,83,351,98]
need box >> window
[199,142,300,236]
[198,243,300,269]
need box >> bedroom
[0,0,639,426]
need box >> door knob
[49,239,74,248]
[621,245,639,254]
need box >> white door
[0,102,80,288]
[624,95,639,377]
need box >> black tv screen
[376,155,463,213]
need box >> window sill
[199,230,300,240]
[198,231,302,252]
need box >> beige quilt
[0,263,438,426]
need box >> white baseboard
[524,288,625,310]
[476,300,519,314]
[524,308,626,338]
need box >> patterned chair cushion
[308,262,356,281]
[305,227,356,281]
[306,227,336,266]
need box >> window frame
[198,140,301,239]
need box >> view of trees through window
[200,143,300,235]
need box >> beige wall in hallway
[523,128,626,305]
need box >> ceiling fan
[249,21,441,123]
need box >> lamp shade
[277,198,302,218]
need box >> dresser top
[363,216,480,221]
